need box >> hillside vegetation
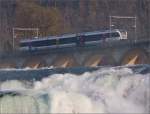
[0,0,149,52]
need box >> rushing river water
[0,65,149,113]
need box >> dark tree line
[0,0,150,52]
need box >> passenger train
[19,29,127,50]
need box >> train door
[76,35,85,46]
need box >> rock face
[0,0,150,51]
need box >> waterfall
[0,66,149,113]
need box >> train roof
[83,29,121,36]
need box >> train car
[19,29,127,50]
[83,29,127,45]
[20,36,58,50]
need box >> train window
[110,32,120,37]
[106,32,120,38]
[30,39,57,47]
[59,37,76,44]
[84,34,101,42]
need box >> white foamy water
[0,67,149,113]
